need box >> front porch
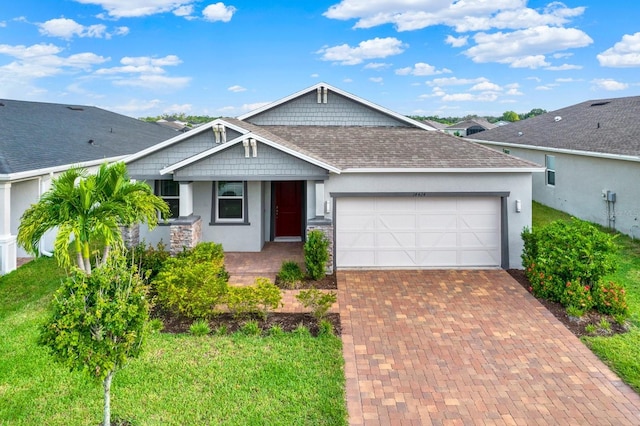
[225,241,304,285]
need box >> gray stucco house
[470,95,640,238]
[125,83,542,270]
[0,99,177,274]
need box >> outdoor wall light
[515,199,522,213]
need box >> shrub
[522,219,623,315]
[566,305,585,318]
[296,288,337,321]
[153,242,229,319]
[240,320,261,336]
[592,280,630,318]
[304,230,329,280]
[226,278,282,320]
[318,319,334,337]
[292,324,311,337]
[148,318,164,333]
[277,260,305,289]
[189,319,211,336]
[128,241,170,282]
[214,325,228,336]
[268,325,284,337]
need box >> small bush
[318,319,334,337]
[296,288,337,321]
[226,278,282,320]
[154,242,229,319]
[240,320,261,336]
[292,324,311,337]
[214,325,228,336]
[566,305,585,318]
[148,318,164,333]
[277,260,304,289]
[189,319,211,336]
[592,280,630,318]
[585,324,597,334]
[304,230,329,280]
[522,219,626,317]
[268,325,285,337]
[128,241,170,282]
[598,317,611,332]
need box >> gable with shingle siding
[245,90,411,127]
[173,141,329,180]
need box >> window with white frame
[545,155,556,186]
[215,181,245,222]
[156,180,180,219]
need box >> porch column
[179,181,193,217]
[0,182,17,275]
[170,215,202,255]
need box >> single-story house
[469,95,640,237]
[0,99,178,274]
[125,83,542,270]
[444,118,497,137]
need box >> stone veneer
[306,218,334,274]
[170,215,202,255]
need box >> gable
[126,127,243,179]
[245,89,410,127]
[173,141,329,180]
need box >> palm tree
[17,162,169,274]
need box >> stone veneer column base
[170,216,202,255]
[306,218,334,275]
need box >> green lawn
[0,258,347,426]
[531,201,640,392]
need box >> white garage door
[336,197,501,268]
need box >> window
[545,155,556,186]
[215,181,245,222]
[157,180,180,219]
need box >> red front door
[274,181,302,238]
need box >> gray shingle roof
[446,119,497,131]
[261,126,540,170]
[470,96,640,157]
[0,99,178,175]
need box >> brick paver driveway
[338,270,640,425]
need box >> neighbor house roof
[446,118,497,131]
[0,99,177,177]
[469,95,640,158]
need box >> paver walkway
[338,270,640,425]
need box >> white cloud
[0,21,6,28]
[369,77,383,83]
[173,5,194,17]
[343,78,353,83]
[464,26,592,67]
[442,92,499,102]
[597,32,640,67]
[555,78,582,83]
[426,76,488,87]
[217,106,236,112]
[323,0,585,32]
[552,52,573,59]
[310,73,320,78]
[73,0,194,18]
[526,76,542,83]
[545,63,582,71]
[395,62,451,76]
[445,35,468,47]
[242,102,271,111]
[591,78,629,91]
[317,37,406,65]
[164,103,193,114]
[228,84,246,92]
[535,85,552,91]
[202,3,236,22]
[364,62,390,69]
[95,55,190,90]
[109,98,163,115]
[38,18,127,40]
[470,81,501,91]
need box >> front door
[274,181,303,238]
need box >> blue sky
[1,0,638,118]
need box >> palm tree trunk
[83,242,92,275]
[103,370,113,426]
[74,239,86,273]
[101,245,111,266]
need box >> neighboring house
[469,95,640,237]
[0,99,178,274]
[157,118,190,132]
[125,83,542,270]
[417,118,447,131]
[445,119,497,137]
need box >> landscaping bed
[508,269,629,337]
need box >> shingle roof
[261,126,540,170]
[446,119,497,131]
[470,95,640,157]
[0,99,178,175]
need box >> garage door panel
[336,196,501,269]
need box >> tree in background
[17,162,169,274]
[39,256,150,426]
[501,111,520,122]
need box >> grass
[531,201,640,392]
[0,257,347,425]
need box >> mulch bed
[152,273,340,337]
[507,269,629,337]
